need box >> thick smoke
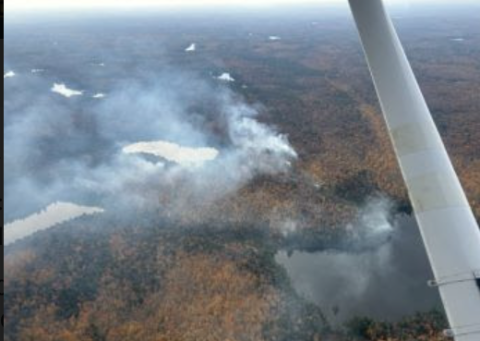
[4,57,296,236]
[276,197,442,323]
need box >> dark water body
[276,215,443,324]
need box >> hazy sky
[4,0,462,11]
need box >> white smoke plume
[277,197,441,323]
[344,196,395,249]
[4,68,297,230]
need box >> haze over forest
[4,3,480,340]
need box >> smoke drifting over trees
[5,5,478,340]
[4,55,296,230]
[277,207,442,323]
